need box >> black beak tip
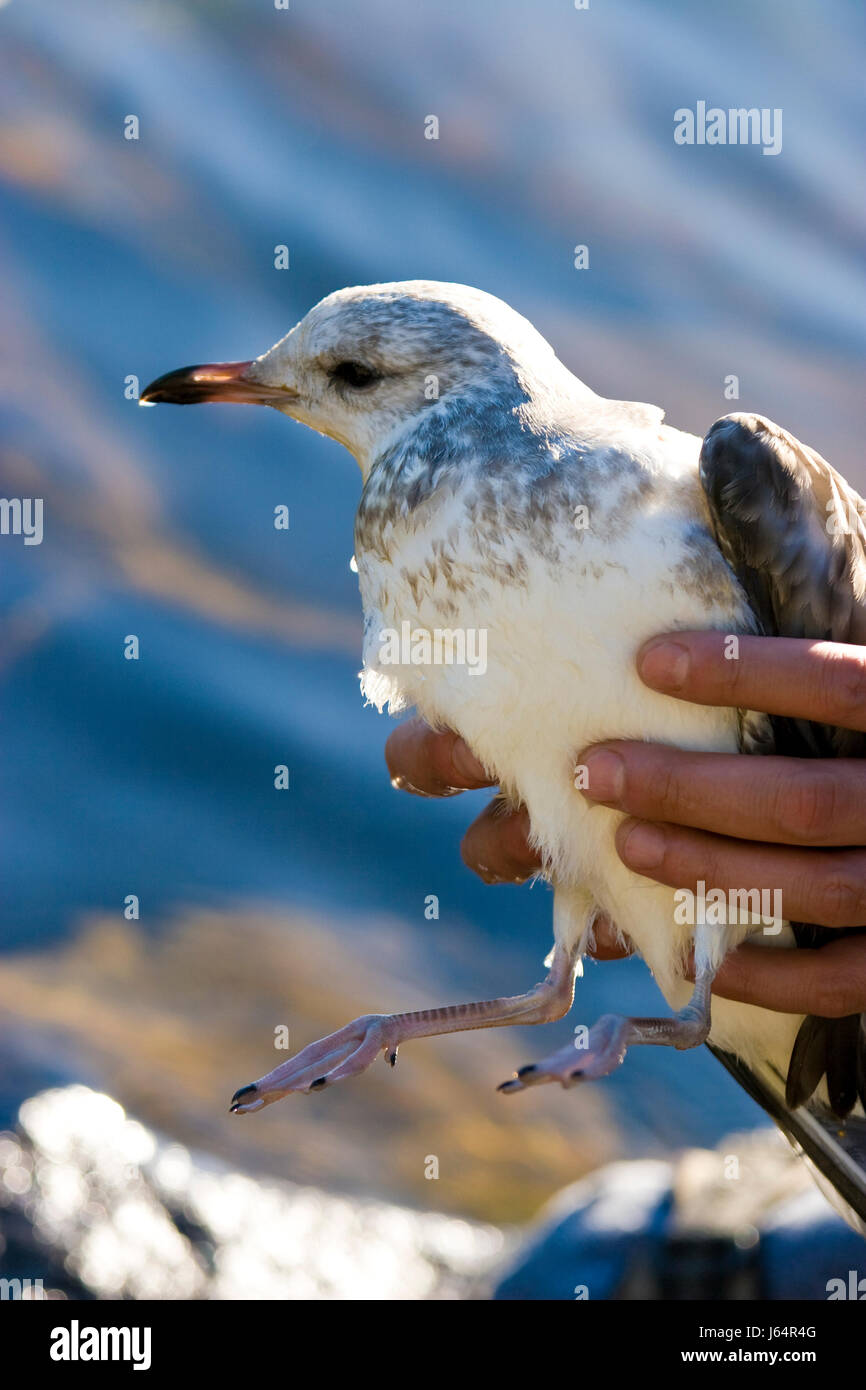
[138,360,269,407]
[139,366,200,406]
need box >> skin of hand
[385,634,866,1017]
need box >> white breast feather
[358,426,803,1080]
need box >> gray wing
[699,414,866,1221]
[700,412,866,757]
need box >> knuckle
[816,865,866,928]
[812,965,858,1020]
[774,771,838,843]
[822,652,866,726]
[649,758,682,818]
[720,643,748,698]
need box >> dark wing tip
[826,1014,861,1119]
[786,1014,828,1110]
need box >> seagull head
[140,280,569,472]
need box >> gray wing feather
[700,412,866,757]
[699,413,866,1162]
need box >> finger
[460,800,542,884]
[614,819,866,928]
[705,937,866,1017]
[385,717,493,797]
[637,633,866,734]
[579,742,866,847]
[586,914,634,961]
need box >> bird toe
[229,1083,262,1114]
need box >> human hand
[384,635,866,1011]
[584,634,866,1015]
[383,720,629,959]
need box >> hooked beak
[139,360,295,407]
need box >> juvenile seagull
[142,282,866,1158]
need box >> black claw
[310,1077,327,1090]
[516,1064,537,1078]
[388,1049,398,1067]
[230,1083,258,1111]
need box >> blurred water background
[0,0,864,1282]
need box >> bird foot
[230,1013,397,1113]
[498,1002,711,1093]
[498,1013,632,1092]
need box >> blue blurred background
[0,0,864,1234]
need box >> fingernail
[451,737,487,784]
[619,820,666,870]
[580,748,625,803]
[638,639,690,692]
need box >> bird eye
[329,361,381,390]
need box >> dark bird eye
[329,360,381,390]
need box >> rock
[493,1130,865,1300]
[0,1086,504,1300]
